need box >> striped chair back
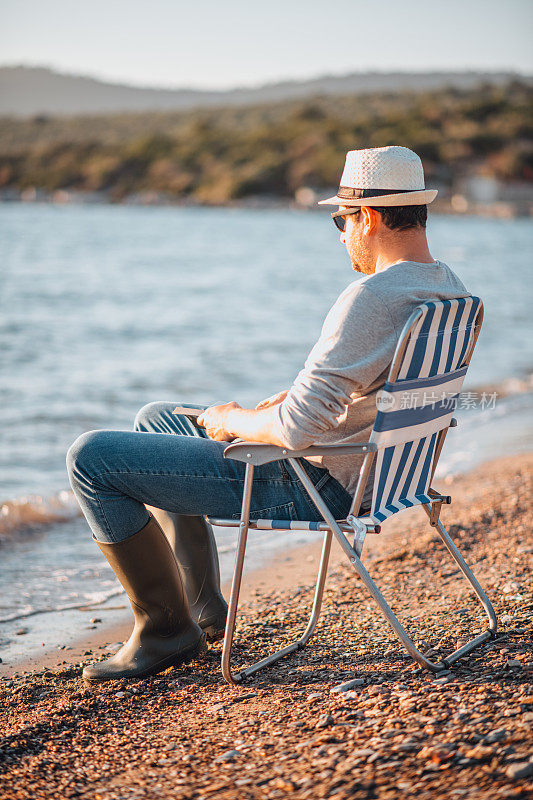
[367,296,483,524]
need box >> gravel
[1,454,532,799]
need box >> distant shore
[1,190,531,219]
[1,453,531,799]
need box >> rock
[115,691,128,699]
[506,762,533,780]
[216,749,241,762]
[90,618,102,624]
[15,628,28,636]
[330,678,364,693]
[307,692,323,701]
[506,659,522,668]
[485,729,507,744]
[316,713,334,728]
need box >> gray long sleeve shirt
[272,259,469,504]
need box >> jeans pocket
[316,477,353,520]
[245,501,298,522]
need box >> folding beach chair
[208,296,497,684]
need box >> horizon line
[2,62,532,94]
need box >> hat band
[337,186,416,200]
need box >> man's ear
[361,206,379,235]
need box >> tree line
[0,81,531,202]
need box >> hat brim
[318,189,438,207]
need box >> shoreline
[3,451,531,681]
[2,192,532,218]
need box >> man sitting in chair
[67,145,469,683]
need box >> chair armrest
[223,441,377,466]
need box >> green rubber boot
[150,509,228,642]
[82,517,206,683]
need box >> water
[1,203,532,666]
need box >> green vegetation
[0,81,531,202]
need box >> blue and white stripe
[251,519,323,531]
[373,367,467,447]
[363,296,481,524]
[398,296,481,380]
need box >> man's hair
[373,204,428,231]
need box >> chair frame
[209,301,497,684]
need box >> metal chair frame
[208,301,497,684]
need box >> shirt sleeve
[271,283,397,450]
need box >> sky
[1,0,532,90]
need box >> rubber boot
[82,517,206,683]
[149,508,228,642]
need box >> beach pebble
[307,692,323,701]
[351,749,375,759]
[484,729,507,744]
[115,691,128,699]
[506,762,533,780]
[15,628,28,636]
[216,749,241,762]
[90,618,102,624]
[316,713,334,728]
[342,690,360,700]
[330,678,364,693]
[464,745,494,761]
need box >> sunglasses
[331,207,361,232]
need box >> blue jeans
[66,401,354,543]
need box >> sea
[1,202,532,668]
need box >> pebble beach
[1,453,532,800]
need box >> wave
[0,586,126,625]
[0,490,81,542]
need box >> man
[67,145,468,683]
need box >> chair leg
[289,459,497,673]
[420,507,497,668]
[221,463,254,685]
[221,511,333,684]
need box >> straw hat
[319,145,438,207]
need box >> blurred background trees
[0,81,531,202]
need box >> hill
[0,65,530,117]
[0,81,531,203]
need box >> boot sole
[82,635,207,685]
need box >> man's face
[339,206,376,275]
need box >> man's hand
[197,402,242,442]
[255,389,288,410]
[199,399,287,448]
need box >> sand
[1,454,532,799]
